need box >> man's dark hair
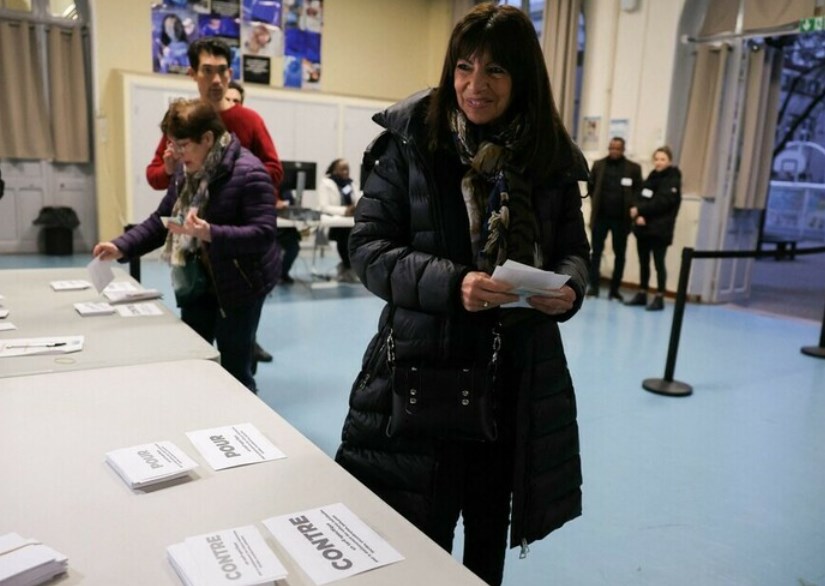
[187,37,231,71]
[609,137,626,148]
[228,80,245,103]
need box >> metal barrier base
[801,346,825,359]
[643,378,693,397]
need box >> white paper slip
[74,302,116,317]
[87,255,115,293]
[186,423,286,471]
[0,308,8,319]
[102,281,163,304]
[0,533,68,586]
[49,279,92,291]
[115,302,164,317]
[0,335,84,358]
[106,441,199,489]
[167,525,287,586]
[0,322,16,331]
[492,260,570,308]
[263,503,404,585]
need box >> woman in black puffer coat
[625,146,682,311]
[334,5,590,585]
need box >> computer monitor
[279,160,317,208]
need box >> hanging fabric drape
[48,25,90,163]
[541,0,581,132]
[733,45,783,209]
[699,0,817,37]
[0,21,53,159]
[679,44,731,196]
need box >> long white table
[0,267,218,378]
[0,360,484,585]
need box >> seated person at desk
[318,158,359,282]
[93,99,279,393]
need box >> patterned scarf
[449,109,539,274]
[330,174,354,206]
[161,131,231,267]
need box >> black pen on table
[5,342,67,348]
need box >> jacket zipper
[402,135,451,360]
[201,251,225,318]
[233,258,254,288]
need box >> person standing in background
[96,99,278,392]
[586,137,642,301]
[146,38,283,192]
[145,39,282,364]
[317,158,358,283]
[225,80,244,106]
[335,5,589,584]
[626,146,682,311]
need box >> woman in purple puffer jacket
[93,98,279,393]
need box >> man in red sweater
[145,37,283,190]
[146,37,282,364]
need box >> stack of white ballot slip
[0,533,68,586]
[167,525,288,586]
[105,441,199,489]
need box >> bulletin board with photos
[151,0,323,90]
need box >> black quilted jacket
[335,90,591,551]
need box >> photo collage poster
[151,0,323,89]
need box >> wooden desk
[0,268,218,378]
[0,360,483,585]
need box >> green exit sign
[799,17,825,33]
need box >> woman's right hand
[163,141,181,176]
[461,271,518,312]
[92,242,123,262]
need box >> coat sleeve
[318,177,350,216]
[146,134,172,191]
[349,133,471,315]
[546,180,590,322]
[637,173,680,219]
[208,162,277,258]
[112,184,178,258]
[247,111,284,189]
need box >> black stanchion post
[800,299,825,359]
[123,224,141,283]
[643,247,694,397]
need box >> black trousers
[181,293,264,393]
[328,226,352,268]
[276,227,301,277]
[589,216,628,293]
[636,237,668,293]
[427,437,513,586]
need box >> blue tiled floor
[3,252,824,585]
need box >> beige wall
[578,0,696,293]
[91,0,452,239]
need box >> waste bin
[33,206,80,255]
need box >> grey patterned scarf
[161,131,231,267]
[449,110,539,274]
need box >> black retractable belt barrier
[644,244,825,397]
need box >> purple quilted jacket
[114,135,280,308]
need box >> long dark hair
[426,4,575,181]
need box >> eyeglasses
[198,64,229,77]
[169,139,195,154]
